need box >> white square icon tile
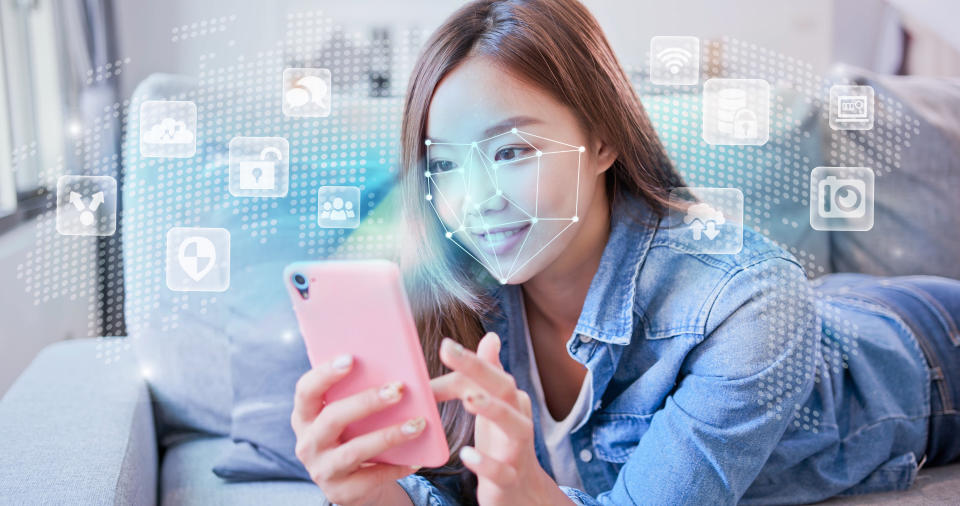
[228,137,289,197]
[140,100,197,158]
[166,227,230,292]
[668,187,744,254]
[810,167,874,231]
[702,78,770,145]
[56,175,117,236]
[830,85,875,130]
[317,186,360,228]
[650,36,700,85]
[283,68,331,117]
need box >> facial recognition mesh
[8,12,919,444]
[425,130,584,283]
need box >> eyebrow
[428,115,543,143]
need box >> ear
[592,137,618,176]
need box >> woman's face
[425,57,611,284]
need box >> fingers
[300,380,406,451]
[325,416,427,477]
[315,463,419,505]
[476,332,504,371]
[462,388,533,452]
[440,335,518,405]
[430,371,477,403]
[459,446,518,486]
[291,353,354,434]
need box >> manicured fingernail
[443,338,464,356]
[379,381,404,402]
[410,465,422,471]
[332,354,353,371]
[459,446,482,465]
[401,416,426,435]
[465,391,488,407]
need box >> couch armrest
[0,339,158,505]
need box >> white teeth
[481,226,523,243]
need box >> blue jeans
[830,275,960,468]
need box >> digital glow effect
[425,128,585,283]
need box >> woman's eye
[494,146,531,162]
[428,160,457,173]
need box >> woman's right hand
[292,354,426,506]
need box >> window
[0,0,68,230]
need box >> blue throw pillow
[212,181,400,481]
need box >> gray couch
[2,69,959,505]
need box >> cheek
[529,156,586,218]
[496,167,540,211]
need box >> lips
[469,222,531,256]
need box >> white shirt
[521,302,593,490]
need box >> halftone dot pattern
[171,16,237,43]
[15,98,129,364]
[8,16,917,427]
[817,297,861,375]
[86,57,133,87]
[747,260,819,424]
[635,37,917,280]
[121,10,423,348]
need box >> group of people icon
[319,197,355,221]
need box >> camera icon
[810,167,874,231]
[817,176,865,218]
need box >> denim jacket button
[579,448,593,462]
[578,334,592,344]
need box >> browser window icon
[837,95,868,122]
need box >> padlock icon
[237,147,282,190]
[732,108,758,139]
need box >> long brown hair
[399,0,683,498]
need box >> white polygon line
[429,185,503,279]
[506,220,576,280]
[513,130,580,149]
[425,128,585,283]
[431,178,504,279]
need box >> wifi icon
[650,36,700,86]
[657,47,693,74]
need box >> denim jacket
[398,193,931,505]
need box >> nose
[462,152,507,218]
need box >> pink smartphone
[283,259,450,468]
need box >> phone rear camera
[292,272,310,299]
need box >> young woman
[291,1,960,504]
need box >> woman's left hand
[431,332,574,506]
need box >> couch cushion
[826,66,960,278]
[161,436,329,505]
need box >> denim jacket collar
[572,193,659,346]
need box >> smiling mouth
[469,222,531,256]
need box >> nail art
[401,416,426,435]
[379,381,404,402]
[466,391,488,407]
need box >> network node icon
[702,78,770,146]
[139,100,197,158]
[317,186,360,228]
[650,36,700,86]
[668,187,743,254]
[283,68,332,117]
[829,85,875,131]
[56,175,118,236]
[166,227,230,292]
[228,137,289,197]
[809,166,874,231]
